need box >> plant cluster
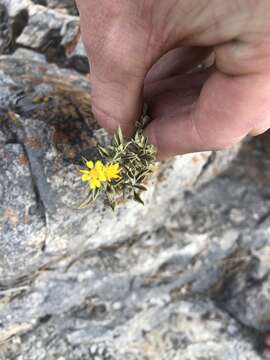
[79,108,157,209]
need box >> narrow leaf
[117,127,124,145]
[134,184,148,192]
[98,145,110,158]
[133,191,144,205]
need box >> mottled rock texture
[3,0,88,72]
[33,0,78,15]
[0,1,270,360]
[0,3,12,54]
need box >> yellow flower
[80,161,107,189]
[80,161,121,190]
[86,161,94,169]
[89,176,102,189]
[94,161,106,182]
[104,163,121,182]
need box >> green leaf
[134,184,148,192]
[122,165,134,179]
[134,131,141,143]
[79,193,94,209]
[92,188,99,201]
[136,170,149,182]
[112,135,120,147]
[133,191,144,205]
[112,127,124,147]
[109,201,116,211]
[98,145,110,158]
[117,127,124,144]
[106,192,116,211]
[81,156,89,165]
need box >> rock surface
[3,0,88,72]
[0,3,12,54]
[0,1,270,359]
[34,0,79,15]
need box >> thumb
[77,1,153,136]
[145,70,270,159]
[89,42,145,137]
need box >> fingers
[89,53,145,137]
[145,70,270,159]
[264,349,270,360]
[83,30,146,137]
[144,69,212,100]
[145,47,212,84]
[249,126,270,137]
[263,334,270,360]
[77,0,153,137]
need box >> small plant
[79,106,157,209]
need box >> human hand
[76,0,270,159]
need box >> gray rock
[13,47,47,62]
[7,1,88,72]
[2,0,30,19]
[16,4,79,57]
[1,54,264,359]
[66,35,89,73]
[0,142,46,280]
[172,135,270,337]
[213,228,270,332]
[0,3,12,54]
[33,0,78,15]
[1,0,30,46]
[1,3,270,359]
[0,55,235,282]
[2,0,87,72]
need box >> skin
[76,0,270,356]
[265,335,270,360]
[76,0,270,160]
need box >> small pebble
[98,346,105,355]
[229,208,245,224]
[227,324,239,336]
[113,302,123,311]
[90,344,98,354]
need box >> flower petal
[86,161,94,169]
[90,178,101,189]
[80,169,90,174]
[81,174,90,181]
[95,161,103,169]
[95,161,106,182]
